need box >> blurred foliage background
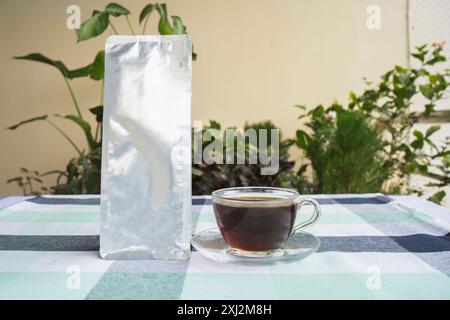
[4,2,450,205]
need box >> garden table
[0,194,449,299]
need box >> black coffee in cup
[212,187,321,255]
[213,195,297,251]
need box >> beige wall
[0,0,408,195]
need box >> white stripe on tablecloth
[2,201,99,213]
[0,196,35,210]
[36,195,100,199]
[0,222,27,235]
[392,195,450,228]
[0,250,112,272]
[27,251,112,272]
[185,251,440,274]
[0,222,99,236]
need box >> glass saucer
[191,228,320,264]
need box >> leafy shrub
[323,110,387,193]
[192,120,304,195]
[295,106,387,193]
[294,44,450,203]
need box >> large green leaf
[153,4,197,60]
[425,125,440,137]
[58,114,96,150]
[155,3,173,34]
[208,120,221,130]
[68,64,92,79]
[67,51,105,80]
[15,53,100,80]
[295,130,311,150]
[419,84,434,100]
[413,130,424,140]
[429,190,445,204]
[7,115,48,130]
[89,106,103,123]
[410,139,423,150]
[171,16,186,34]
[90,51,105,81]
[105,3,130,17]
[76,11,109,42]
[139,3,154,24]
[14,53,69,78]
[158,20,173,35]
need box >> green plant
[191,120,304,195]
[7,9,449,206]
[324,110,387,193]
[295,44,450,203]
[413,136,450,203]
[6,168,49,195]
[7,2,195,195]
[295,106,387,193]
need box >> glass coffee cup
[212,187,321,256]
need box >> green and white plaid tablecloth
[0,194,449,299]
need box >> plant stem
[416,170,449,183]
[27,177,33,195]
[64,78,83,119]
[109,21,119,35]
[126,16,136,35]
[94,123,100,143]
[142,16,150,34]
[46,119,82,155]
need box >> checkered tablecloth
[0,194,449,299]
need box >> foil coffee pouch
[100,35,192,260]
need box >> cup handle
[291,197,321,236]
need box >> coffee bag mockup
[100,35,192,260]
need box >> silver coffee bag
[100,35,192,260]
